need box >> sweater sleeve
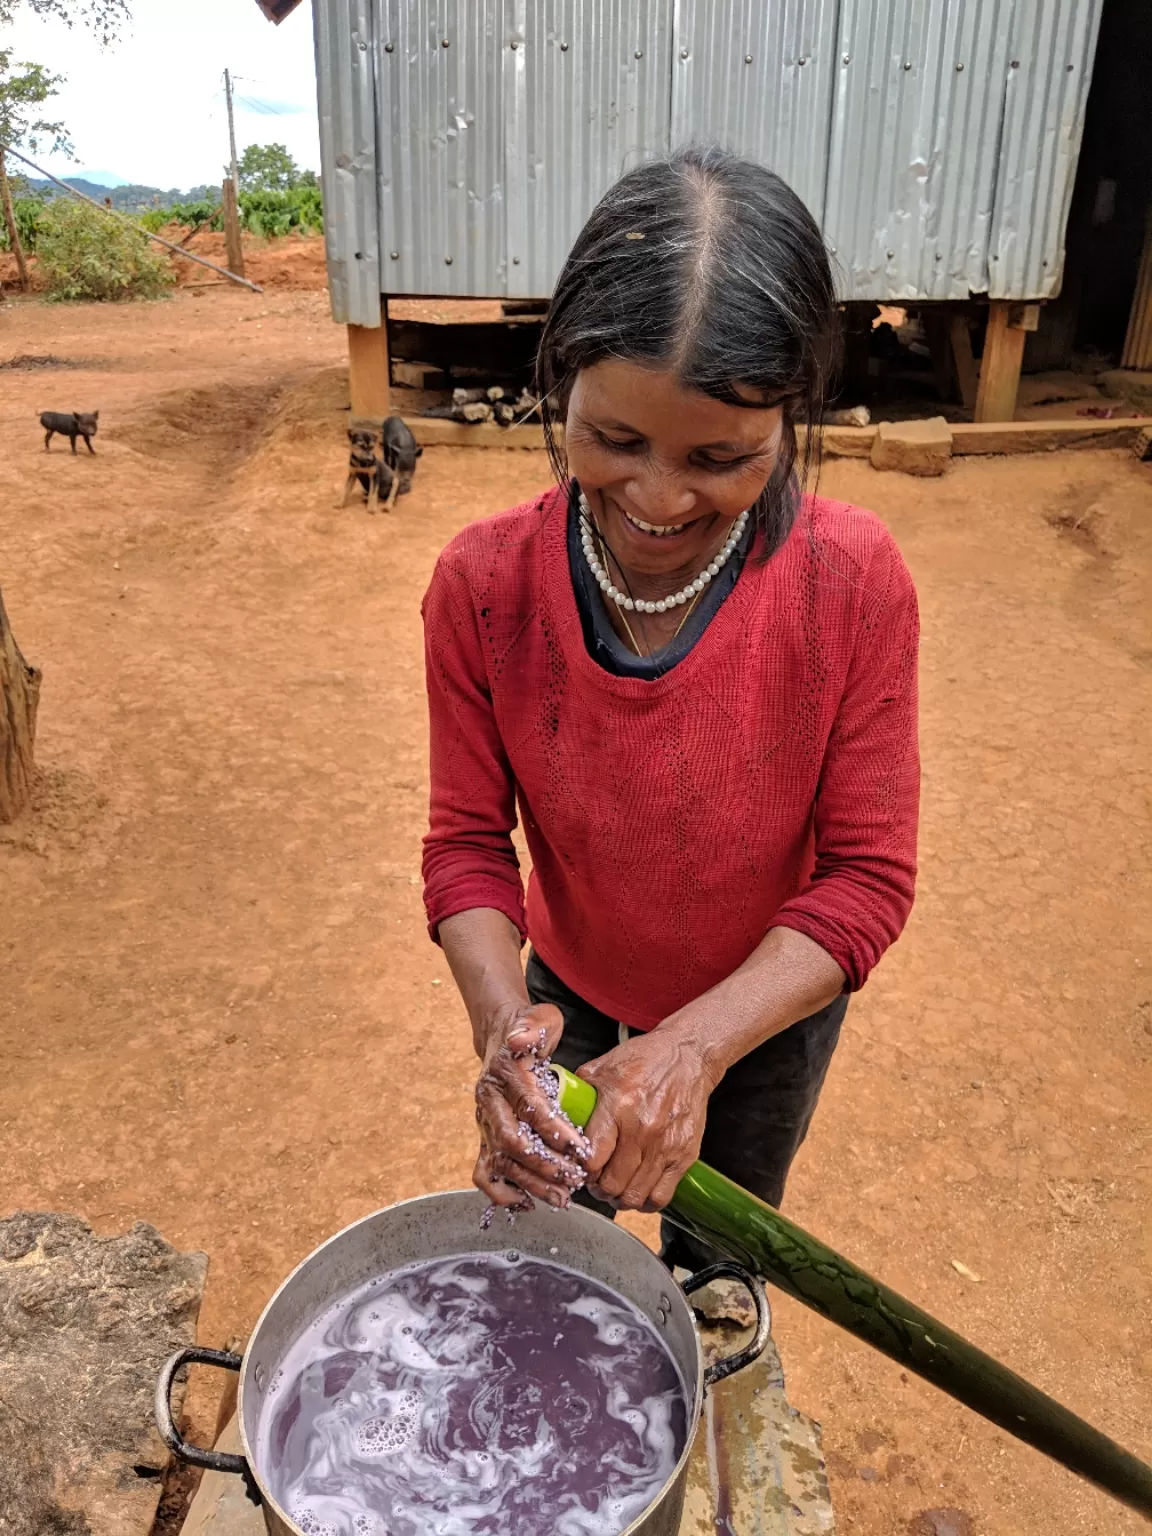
[421,554,526,944]
[772,532,920,989]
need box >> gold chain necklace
[590,522,705,659]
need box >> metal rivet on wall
[1010,59,1019,68]
[634,49,643,58]
[390,251,399,260]
[680,48,689,59]
[510,39,518,50]
[442,38,450,48]
[1066,62,1074,71]
[955,61,964,71]
[384,42,394,53]
[842,54,851,65]
[445,256,453,265]
[798,56,808,65]
[886,250,895,259]
[902,60,912,70]
[560,42,569,51]
[512,256,520,264]
[358,40,367,51]
[744,54,753,64]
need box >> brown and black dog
[41,410,99,454]
[340,427,393,513]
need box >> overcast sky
[3,0,320,189]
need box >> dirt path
[1,288,1149,1536]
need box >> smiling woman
[421,148,920,1271]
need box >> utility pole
[221,68,246,278]
[224,68,240,192]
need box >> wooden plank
[399,413,1152,457]
[974,301,1027,423]
[951,417,1152,455]
[347,324,391,419]
[949,315,979,412]
[402,416,546,450]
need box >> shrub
[138,198,221,235]
[239,185,323,237]
[0,194,46,252]
[35,197,174,301]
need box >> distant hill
[21,176,220,212]
[73,170,130,188]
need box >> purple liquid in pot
[257,1251,689,1536]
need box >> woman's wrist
[438,907,531,1058]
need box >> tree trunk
[0,150,30,294]
[0,582,41,823]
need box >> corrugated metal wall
[314,0,1103,323]
[669,0,840,220]
[313,0,381,325]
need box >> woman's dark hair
[536,146,839,556]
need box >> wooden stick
[0,142,263,294]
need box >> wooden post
[0,582,42,823]
[347,321,391,419]
[920,309,956,404]
[1121,205,1152,370]
[949,315,979,413]
[975,301,1028,423]
[221,177,246,281]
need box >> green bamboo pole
[553,1065,1152,1519]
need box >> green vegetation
[35,197,173,301]
[237,141,317,195]
[0,0,129,46]
[137,185,324,239]
[0,50,71,288]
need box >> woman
[422,149,919,1270]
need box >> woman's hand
[473,1000,592,1210]
[577,1031,721,1211]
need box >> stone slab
[0,1210,208,1536]
[1097,368,1152,408]
[180,1321,834,1536]
[870,416,953,476]
[797,423,877,459]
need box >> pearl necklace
[578,494,750,614]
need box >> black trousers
[525,950,847,1273]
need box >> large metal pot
[156,1190,769,1536]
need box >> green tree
[0,1,130,47]
[238,141,301,194]
[0,51,70,290]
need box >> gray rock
[0,1211,208,1536]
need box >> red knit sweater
[422,485,919,1030]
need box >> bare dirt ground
[1,284,1150,1536]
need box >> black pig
[40,410,99,454]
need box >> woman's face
[564,359,783,578]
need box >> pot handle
[155,1346,261,1504]
[682,1262,772,1388]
